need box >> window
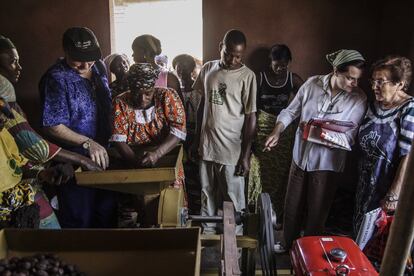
[113,0,203,69]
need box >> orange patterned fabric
[111,88,186,145]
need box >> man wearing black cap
[39,27,116,228]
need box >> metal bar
[189,215,223,223]
[380,146,414,275]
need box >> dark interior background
[1,0,413,128]
[1,0,414,232]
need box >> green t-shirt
[193,60,257,165]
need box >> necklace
[265,71,289,88]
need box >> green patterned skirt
[248,110,297,219]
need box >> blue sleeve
[399,101,414,157]
[40,74,70,127]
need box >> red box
[290,236,378,275]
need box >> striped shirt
[359,99,414,158]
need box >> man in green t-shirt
[193,29,257,234]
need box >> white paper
[305,125,351,151]
[321,129,351,151]
[356,207,381,250]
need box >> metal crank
[181,210,244,226]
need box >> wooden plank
[381,144,414,275]
[201,235,258,249]
[222,202,241,276]
[75,146,183,195]
[76,168,176,184]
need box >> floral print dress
[110,87,186,187]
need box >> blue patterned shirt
[354,98,414,232]
[39,58,111,154]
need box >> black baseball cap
[62,27,102,62]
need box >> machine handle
[335,264,350,275]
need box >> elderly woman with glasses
[354,56,413,235]
[264,49,367,250]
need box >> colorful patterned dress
[3,107,61,228]
[354,99,414,234]
[5,107,61,163]
[1,73,61,228]
[0,128,35,223]
[111,87,186,226]
[111,87,186,186]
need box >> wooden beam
[380,146,414,275]
[201,235,258,249]
[222,201,241,275]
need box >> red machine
[290,236,378,275]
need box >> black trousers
[283,161,339,248]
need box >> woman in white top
[264,49,367,250]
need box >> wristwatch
[385,193,399,202]
[82,139,91,150]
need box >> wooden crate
[75,145,183,195]
[0,227,201,276]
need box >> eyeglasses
[370,79,392,87]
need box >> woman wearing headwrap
[111,63,186,166]
[131,35,183,101]
[110,63,186,227]
[264,49,367,250]
[103,53,130,98]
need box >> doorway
[113,0,203,68]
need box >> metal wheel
[257,193,277,276]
